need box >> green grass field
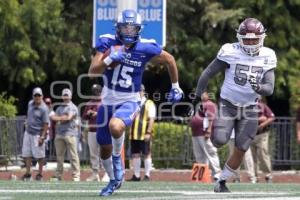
[0,181,300,200]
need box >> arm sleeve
[257,69,275,96]
[195,58,228,97]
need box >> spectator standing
[21,87,49,181]
[82,84,105,182]
[251,99,275,183]
[44,97,56,162]
[189,92,221,181]
[128,85,156,181]
[50,88,80,181]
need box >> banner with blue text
[93,0,166,47]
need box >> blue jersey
[96,34,162,93]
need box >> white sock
[219,163,236,181]
[132,157,141,178]
[102,157,115,180]
[112,133,125,156]
[144,158,152,177]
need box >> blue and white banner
[93,0,166,47]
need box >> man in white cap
[50,88,80,181]
[22,87,49,181]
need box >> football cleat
[214,180,231,193]
[143,175,150,181]
[99,179,121,196]
[265,176,272,183]
[35,173,43,181]
[21,173,32,181]
[128,174,141,182]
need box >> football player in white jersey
[191,18,276,192]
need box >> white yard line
[0,189,299,200]
[0,189,290,195]
[0,197,13,200]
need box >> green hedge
[0,93,17,168]
[0,92,17,117]
[126,120,229,169]
[151,122,188,168]
[150,121,229,169]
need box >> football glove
[109,46,125,62]
[167,82,183,103]
[248,75,260,91]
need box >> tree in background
[0,0,299,116]
[0,0,93,113]
[165,0,300,115]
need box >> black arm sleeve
[257,69,275,96]
[195,58,228,97]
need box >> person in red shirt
[82,84,103,182]
[250,98,275,183]
[189,92,221,181]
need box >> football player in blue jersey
[89,9,183,196]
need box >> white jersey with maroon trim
[217,42,277,106]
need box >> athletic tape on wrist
[172,82,180,89]
[103,56,113,66]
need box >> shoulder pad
[99,34,115,40]
[260,47,277,70]
[140,38,157,44]
[96,34,119,53]
[217,43,241,63]
[137,39,162,57]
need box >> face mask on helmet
[236,18,266,56]
[116,9,142,45]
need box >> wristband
[172,82,180,89]
[103,56,113,66]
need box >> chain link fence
[0,116,299,169]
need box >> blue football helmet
[116,9,142,45]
